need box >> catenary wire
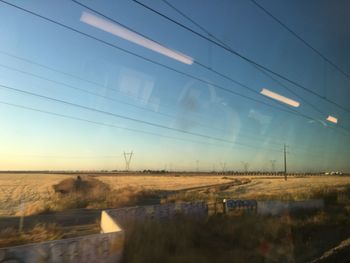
[0,99,284,152]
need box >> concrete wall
[107,201,208,227]
[0,211,124,263]
[224,199,257,212]
[0,202,207,262]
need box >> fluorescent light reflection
[80,12,194,65]
[326,115,338,124]
[260,88,300,107]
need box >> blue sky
[0,0,349,172]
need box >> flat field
[97,174,230,190]
[220,175,350,199]
[0,173,230,216]
[1,173,350,216]
[0,173,73,216]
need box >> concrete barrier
[107,201,208,227]
[0,211,124,263]
[0,202,207,262]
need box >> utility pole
[196,160,199,173]
[123,151,133,171]
[284,144,287,180]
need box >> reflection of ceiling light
[260,88,300,107]
[326,115,338,124]
[80,12,194,65]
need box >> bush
[26,177,167,214]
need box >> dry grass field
[0,173,232,216]
[1,173,350,260]
[220,176,350,200]
[1,173,350,216]
[97,174,231,190]
[0,173,74,216]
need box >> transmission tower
[220,162,226,174]
[270,160,276,172]
[123,151,133,171]
[241,161,249,173]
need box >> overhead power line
[2,0,350,137]
[161,0,327,117]
[0,63,230,134]
[70,0,350,135]
[0,99,346,161]
[0,1,322,126]
[0,100,219,147]
[0,99,284,152]
[148,0,349,136]
[0,63,169,117]
[0,63,297,145]
[68,0,350,135]
[0,50,298,143]
[130,0,350,115]
[250,0,350,84]
[0,50,214,122]
[0,52,298,146]
[70,0,307,117]
[0,97,347,161]
[0,83,228,142]
[6,154,123,159]
[0,82,288,151]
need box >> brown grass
[0,173,232,216]
[122,214,299,263]
[0,173,73,216]
[29,176,166,215]
[0,223,63,248]
[219,176,350,200]
[122,200,350,263]
[97,174,233,191]
[1,173,350,216]
[0,222,101,248]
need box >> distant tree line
[142,169,168,174]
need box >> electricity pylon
[270,160,276,172]
[241,161,249,173]
[123,151,133,171]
